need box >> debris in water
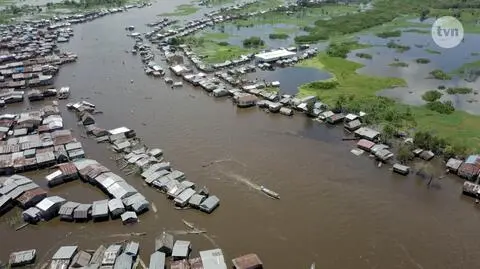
[152,202,157,213]
[108,232,146,238]
[260,186,280,199]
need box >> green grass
[201,32,231,40]
[429,8,480,33]
[446,87,473,94]
[197,0,234,6]
[186,38,255,64]
[159,4,199,16]
[403,28,430,34]
[425,48,441,55]
[298,52,480,151]
[232,4,357,28]
[389,62,409,67]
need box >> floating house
[70,251,91,268]
[199,195,219,213]
[172,240,191,261]
[232,253,263,269]
[124,241,139,257]
[393,163,410,176]
[108,199,126,218]
[73,204,91,222]
[174,188,195,207]
[102,245,122,266]
[188,194,206,208]
[36,196,66,220]
[59,201,80,221]
[9,249,36,267]
[354,127,380,141]
[254,49,296,63]
[16,187,47,208]
[235,93,257,108]
[113,253,132,269]
[22,207,41,224]
[446,158,463,174]
[92,199,109,221]
[148,252,165,269]
[155,232,174,256]
[357,139,375,152]
[200,249,227,269]
[121,211,138,225]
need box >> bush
[217,41,229,46]
[425,100,455,114]
[269,33,289,39]
[387,41,410,52]
[307,80,339,90]
[397,143,414,164]
[326,42,363,58]
[421,90,443,102]
[429,69,451,80]
[355,52,372,59]
[415,58,430,64]
[376,30,402,38]
[389,62,408,67]
[242,36,264,48]
[446,87,473,94]
[437,85,446,90]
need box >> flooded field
[2,1,480,269]
[354,31,480,114]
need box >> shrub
[217,41,229,46]
[376,30,401,38]
[425,100,455,114]
[429,69,451,80]
[307,80,339,89]
[397,143,414,164]
[269,33,289,39]
[415,58,430,64]
[242,36,264,48]
[355,52,372,59]
[421,90,443,102]
[446,87,473,94]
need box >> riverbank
[298,45,480,153]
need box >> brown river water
[1,1,480,268]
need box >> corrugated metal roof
[92,200,109,216]
[108,199,125,211]
[107,182,137,200]
[36,196,66,211]
[231,254,263,269]
[52,246,78,260]
[73,204,91,219]
[155,232,174,253]
[90,245,106,265]
[121,211,137,223]
[58,201,80,216]
[113,253,132,269]
[102,244,122,265]
[70,250,91,268]
[124,242,139,257]
[172,240,191,258]
[148,252,165,269]
[122,193,146,207]
[58,162,77,175]
[199,249,226,269]
[9,249,36,266]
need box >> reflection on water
[247,66,331,95]
[354,32,480,113]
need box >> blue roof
[466,155,480,164]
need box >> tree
[381,123,396,144]
[415,162,439,188]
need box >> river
[1,1,480,268]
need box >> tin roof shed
[92,199,109,219]
[70,251,91,268]
[232,253,263,269]
[124,242,139,257]
[121,211,138,224]
[9,249,36,267]
[172,240,191,260]
[155,232,174,255]
[73,203,91,220]
[108,199,125,217]
[200,249,226,269]
[107,182,137,200]
[52,246,78,261]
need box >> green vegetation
[355,52,372,59]
[159,4,198,16]
[298,42,480,152]
[201,32,230,40]
[242,36,264,48]
[425,100,455,114]
[451,60,480,74]
[386,40,410,53]
[376,30,401,38]
[403,28,430,34]
[389,62,409,67]
[425,48,441,55]
[446,87,473,94]
[325,41,370,58]
[198,0,234,6]
[429,69,452,80]
[178,36,255,64]
[46,0,127,9]
[422,90,443,102]
[268,33,289,39]
[415,58,430,64]
[264,87,279,93]
[396,143,414,164]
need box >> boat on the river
[58,87,70,99]
[260,186,280,199]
